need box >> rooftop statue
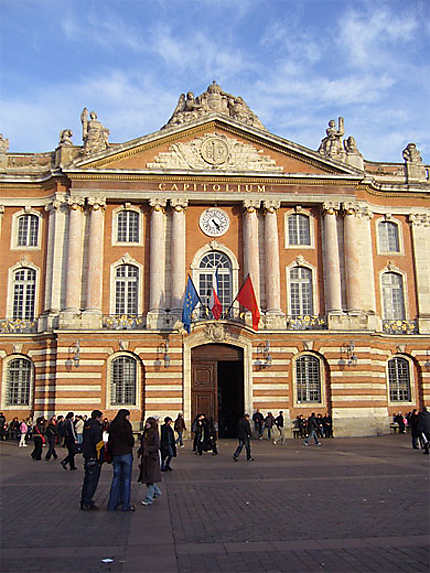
[80,107,110,155]
[164,81,265,130]
[402,142,423,165]
[318,117,345,159]
[0,133,9,154]
[58,129,73,147]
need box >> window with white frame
[296,355,321,403]
[197,251,232,312]
[288,213,311,246]
[115,264,138,315]
[17,214,39,247]
[12,268,36,320]
[382,272,405,320]
[290,266,313,316]
[378,221,400,253]
[117,210,139,243]
[6,357,32,406]
[388,357,411,401]
[110,355,137,406]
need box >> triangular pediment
[68,115,361,177]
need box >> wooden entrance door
[191,361,217,422]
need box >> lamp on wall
[72,340,80,368]
[341,341,357,366]
[159,341,170,368]
[257,340,272,368]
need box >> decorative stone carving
[149,197,167,211]
[343,201,372,219]
[295,255,306,266]
[119,253,135,265]
[408,213,430,227]
[164,81,265,130]
[343,136,364,170]
[243,199,261,213]
[66,196,85,210]
[0,133,9,154]
[81,108,110,155]
[87,195,106,210]
[263,200,280,213]
[147,132,282,172]
[170,198,188,211]
[386,260,400,272]
[402,143,427,182]
[318,117,346,160]
[59,129,73,147]
[12,343,23,354]
[204,323,226,342]
[303,340,314,351]
[322,201,340,215]
[119,340,129,350]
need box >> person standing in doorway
[233,414,254,462]
[107,409,135,512]
[61,412,78,470]
[80,410,104,511]
[160,417,176,471]
[139,417,162,506]
[174,413,186,448]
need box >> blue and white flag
[182,275,201,333]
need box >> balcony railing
[0,318,37,333]
[102,314,145,330]
[286,315,327,330]
[383,319,418,335]
[191,306,247,326]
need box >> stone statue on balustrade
[343,135,364,170]
[164,81,265,130]
[80,107,110,155]
[402,142,427,182]
[318,117,345,160]
[0,133,9,170]
[58,129,73,147]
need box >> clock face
[199,208,230,237]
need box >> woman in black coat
[160,417,176,471]
[195,416,210,455]
[107,409,135,511]
[138,417,162,506]
[31,417,45,461]
[61,412,78,470]
[45,416,58,461]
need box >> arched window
[13,268,36,320]
[288,214,310,246]
[198,251,232,311]
[290,267,313,316]
[17,214,39,247]
[117,210,139,243]
[110,355,137,406]
[296,355,321,403]
[378,221,400,253]
[6,357,32,406]
[115,264,138,315]
[382,272,405,320]
[388,357,411,401]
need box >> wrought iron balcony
[286,315,327,330]
[191,306,247,326]
[102,314,145,330]
[383,319,418,335]
[0,318,37,333]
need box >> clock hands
[211,218,221,230]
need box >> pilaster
[147,197,168,329]
[243,199,260,305]
[170,198,188,322]
[263,200,284,328]
[409,213,430,333]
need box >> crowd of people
[392,408,430,453]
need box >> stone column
[147,198,167,328]
[83,196,106,328]
[170,198,188,314]
[409,213,430,333]
[0,205,4,238]
[60,197,85,327]
[322,201,342,313]
[243,200,260,304]
[263,200,282,324]
[343,202,376,328]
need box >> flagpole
[226,273,249,315]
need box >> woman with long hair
[45,415,58,461]
[138,417,162,506]
[107,409,135,512]
[31,416,45,460]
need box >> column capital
[343,201,373,219]
[45,197,66,213]
[263,199,280,213]
[408,213,430,227]
[243,199,261,213]
[322,201,340,215]
[170,197,189,212]
[87,195,106,211]
[149,197,167,212]
[66,196,85,211]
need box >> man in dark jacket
[418,407,430,455]
[160,417,177,470]
[252,409,264,439]
[233,414,254,462]
[304,413,322,446]
[80,410,103,510]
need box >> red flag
[236,275,260,330]
[209,272,222,320]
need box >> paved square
[1,434,429,572]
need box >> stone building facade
[0,82,429,436]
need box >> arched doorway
[192,344,244,438]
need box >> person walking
[264,412,276,441]
[107,409,135,512]
[19,419,28,447]
[418,407,430,455]
[31,417,46,460]
[174,413,186,447]
[45,416,58,460]
[160,417,176,471]
[252,409,264,439]
[0,412,6,441]
[409,409,421,449]
[274,411,286,445]
[138,417,162,506]
[61,412,78,470]
[195,415,209,455]
[80,409,104,511]
[233,414,254,462]
[207,417,218,455]
[75,415,85,449]
[304,413,322,446]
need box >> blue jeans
[175,431,183,446]
[304,429,320,445]
[144,483,161,504]
[107,453,133,511]
[234,438,251,460]
[81,457,101,507]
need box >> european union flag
[182,275,201,333]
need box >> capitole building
[0,81,429,437]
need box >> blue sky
[1,0,429,163]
